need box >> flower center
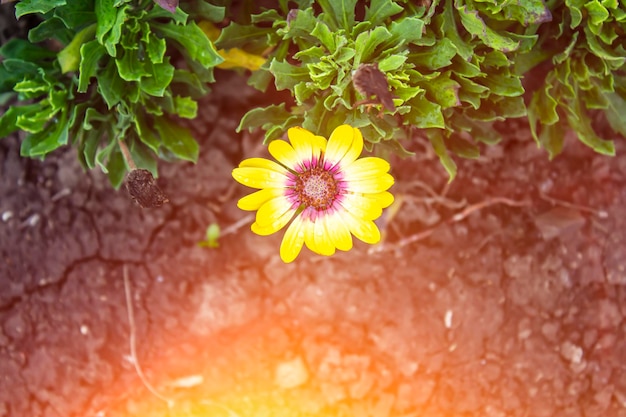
[295,166,338,210]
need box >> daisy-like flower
[232,124,394,263]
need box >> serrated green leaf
[16,104,58,133]
[365,0,403,26]
[152,21,223,68]
[237,103,292,132]
[585,0,609,25]
[503,0,552,25]
[455,1,520,52]
[20,110,68,157]
[378,54,406,71]
[567,99,615,155]
[116,48,149,81]
[195,2,225,22]
[283,8,317,40]
[28,17,73,43]
[146,33,166,63]
[605,91,626,136]
[0,38,56,61]
[103,5,128,56]
[354,26,392,66]
[269,59,310,90]
[54,1,96,30]
[95,0,116,43]
[438,1,473,60]
[140,60,175,96]
[0,105,35,137]
[409,37,456,69]
[429,130,457,182]
[13,79,49,97]
[78,40,105,92]
[408,95,445,128]
[15,0,66,18]
[95,130,118,173]
[58,23,97,73]
[311,21,336,52]
[480,73,524,97]
[170,96,197,119]
[426,73,461,108]
[97,61,124,108]
[214,22,273,50]
[389,17,425,45]
[538,119,565,158]
[317,0,358,32]
[80,128,102,169]
[154,117,198,162]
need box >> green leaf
[567,99,615,155]
[54,1,96,30]
[116,48,149,81]
[0,38,56,61]
[215,22,273,50]
[378,54,406,71]
[269,59,310,90]
[152,21,223,68]
[15,0,66,18]
[237,103,292,132]
[195,2,225,22]
[172,96,197,119]
[154,117,199,162]
[81,128,103,169]
[146,33,166,64]
[78,40,106,92]
[129,139,157,177]
[585,0,609,26]
[354,26,392,66]
[97,61,124,108]
[20,110,69,157]
[311,21,336,52]
[103,5,128,56]
[0,105,31,137]
[537,120,565,159]
[95,0,117,44]
[317,0,358,31]
[140,60,175,96]
[105,146,127,189]
[16,103,58,133]
[28,17,73,43]
[446,135,480,159]
[438,0,473,60]
[408,95,445,128]
[13,79,49,98]
[58,23,97,73]
[409,37,456,69]
[455,1,520,52]
[605,91,626,136]
[134,113,162,154]
[429,130,457,182]
[388,17,425,44]
[426,73,461,108]
[364,0,403,27]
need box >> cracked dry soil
[2,21,626,417]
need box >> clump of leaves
[0,0,224,188]
[526,0,626,158]
[218,0,551,180]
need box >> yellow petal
[325,125,363,168]
[250,206,292,235]
[287,127,326,167]
[232,167,289,189]
[338,194,384,221]
[342,157,390,179]
[237,188,285,211]
[280,214,306,263]
[325,211,353,251]
[239,157,288,172]
[268,140,300,170]
[339,210,381,244]
[256,196,296,227]
[345,173,394,193]
[312,215,335,256]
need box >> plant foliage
[0,0,224,188]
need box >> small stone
[560,341,583,364]
[274,357,309,389]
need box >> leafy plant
[526,0,626,158]
[218,0,553,180]
[0,0,224,188]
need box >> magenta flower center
[295,166,339,210]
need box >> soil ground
[2,6,626,417]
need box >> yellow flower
[232,125,394,263]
